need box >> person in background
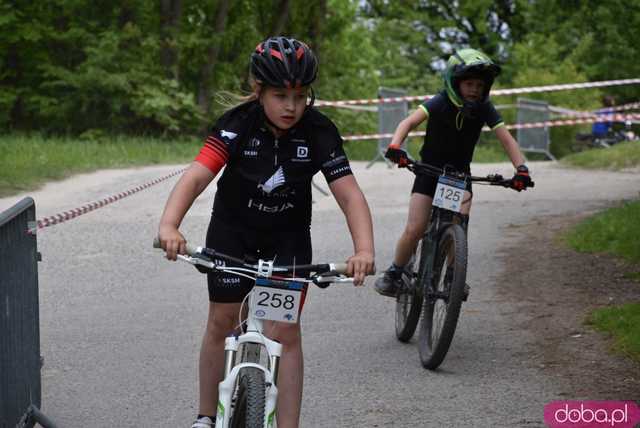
[374,48,533,297]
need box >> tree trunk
[160,0,182,80]
[308,0,327,60]
[7,45,23,130]
[197,0,231,117]
[269,0,290,36]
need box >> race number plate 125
[252,278,304,324]
[433,175,466,212]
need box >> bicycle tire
[395,241,424,342]
[230,367,266,428]
[418,224,467,370]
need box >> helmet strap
[307,86,316,108]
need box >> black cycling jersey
[419,90,504,172]
[205,100,353,230]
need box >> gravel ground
[1,160,639,427]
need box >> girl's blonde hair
[215,77,260,112]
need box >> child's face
[459,78,485,102]
[260,86,309,131]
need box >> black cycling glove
[385,145,410,167]
[511,165,532,191]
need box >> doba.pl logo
[544,401,640,427]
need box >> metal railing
[1,197,57,428]
[517,97,556,160]
[367,87,408,168]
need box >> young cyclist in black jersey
[157,37,375,428]
[374,48,533,297]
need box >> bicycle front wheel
[230,367,266,428]
[395,240,424,342]
[418,224,467,370]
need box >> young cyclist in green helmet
[374,48,533,297]
[157,37,375,427]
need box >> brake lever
[178,254,217,271]
[312,275,354,288]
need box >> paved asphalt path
[2,160,639,427]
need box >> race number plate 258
[433,175,466,212]
[252,278,304,324]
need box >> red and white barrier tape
[552,102,640,117]
[506,113,640,130]
[594,102,640,113]
[29,168,186,234]
[342,113,640,142]
[316,78,640,108]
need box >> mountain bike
[394,160,534,370]
[153,238,352,427]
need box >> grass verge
[565,200,640,364]
[564,200,640,264]
[588,304,640,363]
[561,140,640,170]
[0,135,199,197]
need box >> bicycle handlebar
[153,237,350,285]
[405,159,535,189]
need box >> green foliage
[1,0,640,140]
[505,35,600,158]
[588,304,640,363]
[564,200,640,263]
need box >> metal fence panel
[368,87,408,167]
[1,197,40,428]
[516,97,556,160]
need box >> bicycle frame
[415,206,468,301]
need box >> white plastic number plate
[252,278,304,324]
[433,175,466,212]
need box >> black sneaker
[374,265,402,297]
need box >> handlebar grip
[185,243,199,256]
[153,237,200,256]
[330,263,348,275]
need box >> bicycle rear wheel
[230,367,266,428]
[395,240,424,342]
[418,224,467,370]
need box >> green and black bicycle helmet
[443,48,501,109]
[251,37,318,89]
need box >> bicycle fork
[217,310,283,427]
[418,231,437,301]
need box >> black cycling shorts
[205,216,312,303]
[411,173,473,197]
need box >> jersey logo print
[257,166,286,194]
[220,130,238,140]
[297,146,308,158]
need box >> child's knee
[207,310,237,340]
[404,223,427,241]
[271,323,301,347]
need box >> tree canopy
[1,0,638,137]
